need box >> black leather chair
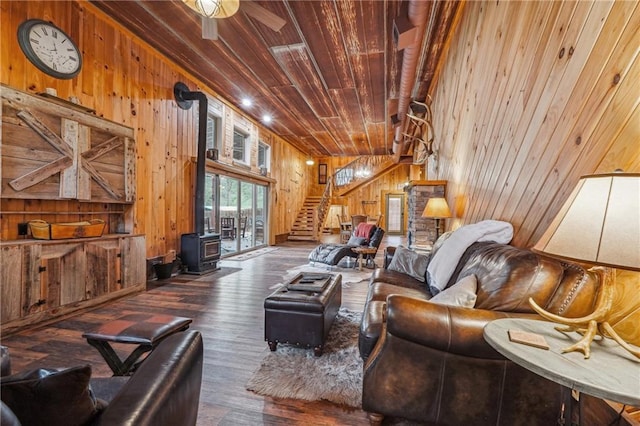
[309,225,385,267]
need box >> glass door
[385,193,405,235]
[240,181,253,250]
[219,176,239,256]
[255,184,267,245]
[214,174,268,257]
[204,173,219,234]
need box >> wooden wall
[429,0,639,248]
[0,1,312,256]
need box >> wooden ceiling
[91,0,461,157]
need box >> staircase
[288,196,322,241]
[288,177,332,241]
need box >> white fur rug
[246,308,363,407]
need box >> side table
[352,246,377,271]
[83,313,192,375]
[484,318,640,424]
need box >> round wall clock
[17,19,82,79]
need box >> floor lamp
[422,197,451,241]
[530,172,640,359]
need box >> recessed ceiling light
[241,98,252,107]
[262,114,272,123]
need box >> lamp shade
[532,173,640,271]
[422,197,451,219]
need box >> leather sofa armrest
[385,295,542,359]
[383,246,396,269]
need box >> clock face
[18,19,82,79]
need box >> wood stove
[180,233,220,273]
[175,82,220,274]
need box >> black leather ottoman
[264,273,342,356]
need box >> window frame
[205,106,221,152]
[258,141,271,173]
[232,128,249,164]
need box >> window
[258,142,270,172]
[207,103,222,149]
[206,114,219,150]
[233,129,248,163]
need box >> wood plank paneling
[429,1,640,247]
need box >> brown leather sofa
[1,330,203,426]
[359,242,600,425]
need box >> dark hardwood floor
[1,235,406,425]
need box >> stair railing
[314,175,332,240]
[333,155,392,189]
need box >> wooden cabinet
[1,245,22,323]
[23,242,86,316]
[0,235,145,335]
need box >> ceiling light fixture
[182,0,239,18]
[241,98,252,107]
[306,159,315,166]
[262,114,272,124]
[195,0,221,17]
[354,167,371,179]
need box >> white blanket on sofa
[426,220,513,295]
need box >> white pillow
[387,246,429,282]
[430,274,477,308]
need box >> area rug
[223,246,280,262]
[281,263,372,285]
[246,308,363,407]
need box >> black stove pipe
[174,82,208,236]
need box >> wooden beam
[8,156,73,192]
[81,159,123,200]
[16,110,73,158]
[81,136,122,161]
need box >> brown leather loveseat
[359,241,600,425]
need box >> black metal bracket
[173,82,193,110]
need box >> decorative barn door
[1,85,135,203]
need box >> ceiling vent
[393,14,417,50]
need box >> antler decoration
[529,267,640,359]
[403,98,435,165]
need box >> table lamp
[422,197,451,241]
[530,172,640,359]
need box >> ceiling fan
[182,0,286,40]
